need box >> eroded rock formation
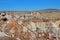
[0,11,60,40]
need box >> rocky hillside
[0,9,60,40]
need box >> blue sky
[0,0,60,10]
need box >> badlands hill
[0,9,60,40]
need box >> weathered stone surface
[0,11,60,40]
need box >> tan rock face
[0,12,60,40]
[4,19,23,37]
